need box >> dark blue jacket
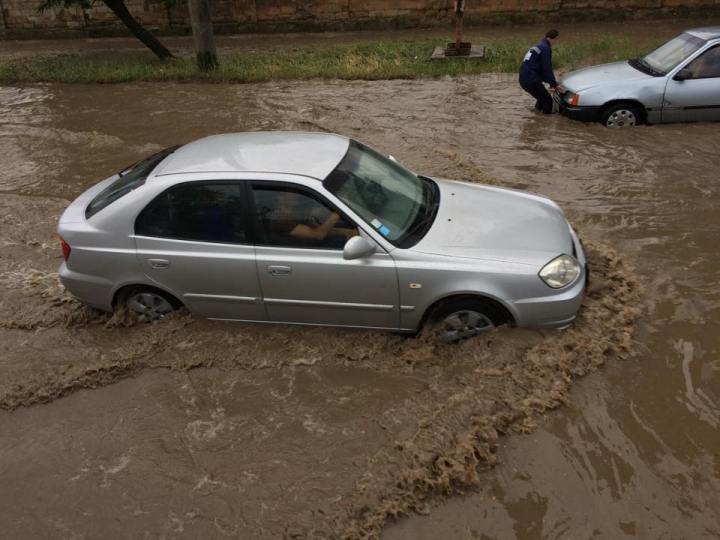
[519,38,557,88]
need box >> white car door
[663,44,720,123]
[134,181,267,321]
[250,182,401,330]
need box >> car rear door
[249,182,400,330]
[662,44,720,123]
[134,180,267,321]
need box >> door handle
[267,265,292,276]
[148,259,170,269]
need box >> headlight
[539,255,580,289]
[563,91,580,106]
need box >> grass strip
[0,36,663,84]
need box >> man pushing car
[519,29,564,114]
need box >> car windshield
[641,32,706,75]
[324,141,439,248]
[85,146,178,219]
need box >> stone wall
[1,0,719,38]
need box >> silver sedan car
[58,132,587,342]
[555,27,720,127]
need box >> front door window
[687,46,720,79]
[252,186,357,249]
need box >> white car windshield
[642,32,706,74]
[324,141,439,247]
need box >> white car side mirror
[674,68,693,81]
[343,236,376,260]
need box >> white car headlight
[563,91,580,106]
[539,255,580,289]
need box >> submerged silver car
[555,27,720,127]
[58,132,587,342]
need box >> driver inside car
[269,191,358,247]
[689,46,720,78]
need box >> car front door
[134,181,267,321]
[250,182,400,329]
[663,44,720,123]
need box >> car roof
[686,27,720,41]
[154,131,351,180]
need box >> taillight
[60,237,71,261]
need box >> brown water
[1,29,719,540]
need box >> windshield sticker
[379,226,390,236]
[371,219,382,229]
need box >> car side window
[687,46,720,79]
[135,182,247,244]
[252,185,358,250]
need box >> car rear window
[85,146,179,219]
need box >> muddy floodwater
[1,41,719,540]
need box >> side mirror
[343,236,376,260]
[388,155,398,163]
[674,68,693,81]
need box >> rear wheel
[429,298,506,344]
[123,289,178,323]
[600,103,642,128]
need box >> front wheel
[429,298,506,344]
[600,103,642,128]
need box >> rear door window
[135,182,247,244]
[85,146,178,219]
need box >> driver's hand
[555,85,565,93]
[325,212,340,226]
[310,207,330,221]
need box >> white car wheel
[601,104,641,128]
[430,299,506,344]
[127,291,176,323]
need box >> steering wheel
[352,176,389,209]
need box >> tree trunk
[0,0,8,38]
[187,0,218,70]
[103,0,174,61]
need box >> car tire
[429,298,506,344]
[123,288,179,324]
[600,103,642,128]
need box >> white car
[555,27,720,127]
[57,132,587,342]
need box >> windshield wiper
[395,178,440,248]
[632,57,664,76]
[417,175,439,214]
[404,203,438,240]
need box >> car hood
[411,178,574,266]
[561,60,652,92]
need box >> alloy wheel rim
[606,109,636,128]
[128,293,174,323]
[442,310,495,343]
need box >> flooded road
[0,65,718,537]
